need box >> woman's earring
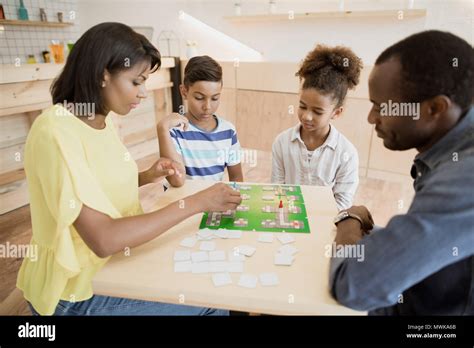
[101,82,106,88]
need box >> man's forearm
[335,219,365,245]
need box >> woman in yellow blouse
[17,22,241,316]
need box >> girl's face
[102,60,151,116]
[180,81,222,122]
[298,87,343,132]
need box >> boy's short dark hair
[51,22,161,115]
[183,55,222,87]
[375,30,474,111]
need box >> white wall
[77,0,473,63]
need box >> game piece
[197,229,213,239]
[174,250,191,261]
[209,250,226,261]
[274,253,294,266]
[227,261,244,273]
[180,236,197,248]
[236,204,249,212]
[241,193,250,200]
[199,241,216,251]
[258,233,274,243]
[259,272,279,286]
[234,218,248,227]
[213,229,229,239]
[191,262,210,274]
[277,233,295,244]
[209,261,228,273]
[174,261,192,273]
[278,244,298,255]
[212,273,232,287]
[238,274,258,288]
[228,251,245,262]
[191,251,209,263]
[262,194,274,201]
[235,245,256,257]
[227,230,243,239]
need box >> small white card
[228,251,245,262]
[191,251,209,263]
[191,262,210,274]
[209,261,228,273]
[174,261,192,273]
[274,253,294,266]
[278,244,298,256]
[199,241,216,251]
[238,274,258,288]
[197,229,213,239]
[227,230,243,239]
[277,233,295,245]
[179,236,197,248]
[173,250,191,262]
[227,261,244,273]
[209,250,226,261]
[212,273,232,287]
[259,272,279,286]
[258,233,274,243]
[213,229,229,238]
[235,245,256,257]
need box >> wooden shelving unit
[225,9,427,22]
[0,19,74,27]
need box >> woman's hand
[158,113,189,131]
[140,157,182,186]
[194,183,242,212]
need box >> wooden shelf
[225,9,427,22]
[0,19,74,27]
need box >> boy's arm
[157,113,188,187]
[228,163,243,182]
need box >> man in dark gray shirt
[330,30,474,315]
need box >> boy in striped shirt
[157,56,244,185]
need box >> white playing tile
[212,273,232,287]
[209,250,226,261]
[235,245,256,257]
[191,251,209,263]
[197,229,213,239]
[173,250,191,261]
[227,230,243,239]
[278,244,298,256]
[197,235,217,241]
[191,262,210,274]
[228,251,245,262]
[209,261,228,273]
[174,261,192,273]
[238,274,258,288]
[213,229,229,239]
[199,241,216,251]
[259,272,279,286]
[258,233,274,243]
[227,261,244,273]
[179,236,197,248]
[274,252,294,266]
[277,233,295,245]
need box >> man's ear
[331,106,344,120]
[179,84,188,100]
[424,95,451,121]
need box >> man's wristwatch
[333,210,363,227]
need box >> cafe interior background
[0,0,472,314]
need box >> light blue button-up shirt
[330,107,474,315]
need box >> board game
[199,183,310,233]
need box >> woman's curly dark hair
[296,44,363,108]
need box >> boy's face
[180,81,222,122]
[298,86,342,132]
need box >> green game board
[199,183,310,233]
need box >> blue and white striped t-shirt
[170,115,241,181]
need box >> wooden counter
[0,59,176,214]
